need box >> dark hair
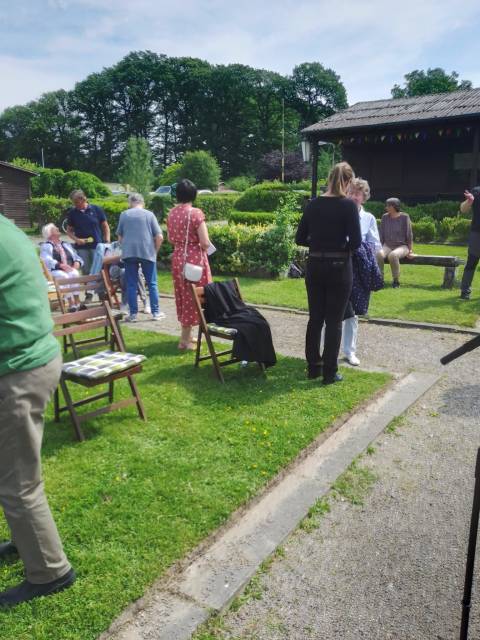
[176,179,197,203]
[385,197,401,212]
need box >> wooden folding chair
[190,278,266,383]
[102,255,122,310]
[40,259,61,310]
[54,272,119,357]
[52,303,146,441]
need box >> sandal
[178,341,196,350]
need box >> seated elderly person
[377,197,414,288]
[40,223,85,311]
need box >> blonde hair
[350,177,370,201]
[327,162,355,197]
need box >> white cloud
[0,56,75,111]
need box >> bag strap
[182,206,193,266]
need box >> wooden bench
[398,254,465,288]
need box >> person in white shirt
[343,178,381,366]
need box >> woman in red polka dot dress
[167,179,213,349]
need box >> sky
[1,0,480,114]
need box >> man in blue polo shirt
[66,189,110,277]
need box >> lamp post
[301,139,336,198]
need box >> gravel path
[136,296,480,640]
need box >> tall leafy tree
[118,136,154,196]
[391,68,472,98]
[291,62,348,128]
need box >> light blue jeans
[342,315,358,357]
[123,258,159,315]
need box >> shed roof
[303,88,480,136]
[0,160,38,176]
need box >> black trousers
[305,256,353,379]
[461,230,480,294]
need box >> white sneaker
[345,353,360,366]
[124,314,138,323]
[152,311,166,321]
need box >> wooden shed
[0,161,37,227]
[302,88,480,203]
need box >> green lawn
[158,244,479,327]
[0,330,389,640]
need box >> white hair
[128,192,145,207]
[42,223,57,240]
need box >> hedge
[235,184,308,211]
[30,196,134,230]
[368,200,461,222]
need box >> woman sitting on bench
[377,198,414,288]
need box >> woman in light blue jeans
[116,193,164,322]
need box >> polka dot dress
[167,204,212,327]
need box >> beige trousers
[0,355,71,583]
[377,244,409,281]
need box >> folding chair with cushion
[190,278,266,383]
[52,303,146,441]
[54,272,120,357]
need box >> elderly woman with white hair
[40,223,85,310]
[116,193,164,322]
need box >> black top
[471,186,480,233]
[295,196,362,252]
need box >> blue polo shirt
[67,204,107,249]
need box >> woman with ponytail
[295,162,362,384]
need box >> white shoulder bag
[183,207,203,282]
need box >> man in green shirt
[0,214,75,607]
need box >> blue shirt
[116,208,162,263]
[67,204,107,249]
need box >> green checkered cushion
[62,350,146,379]
[46,281,56,293]
[206,323,237,337]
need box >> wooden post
[471,126,480,187]
[311,141,319,198]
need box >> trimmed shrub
[147,194,173,223]
[195,194,238,220]
[229,211,277,225]
[178,150,221,191]
[31,168,110,198]
[416,200,460,220]
[29,195,145,231]
[437,217,456,240]
[235,184,308,212]
[158,162,182,187]
[449,217,471,242]
[225,175,255,192]
[366,201,386,218]
[412,220,435,242]
[29,196,70,228]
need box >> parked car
[153,185,173,196]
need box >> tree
[10,157,41,172]
[391,68,472,98]
[291,62,348,128]
[118,137,154,195]
[178,150,221,190]
[257,150,309,182]
[158,162,182,186]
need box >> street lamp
[301,139,311,163]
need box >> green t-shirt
[0,214,60,376]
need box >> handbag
[182,207,203,282]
